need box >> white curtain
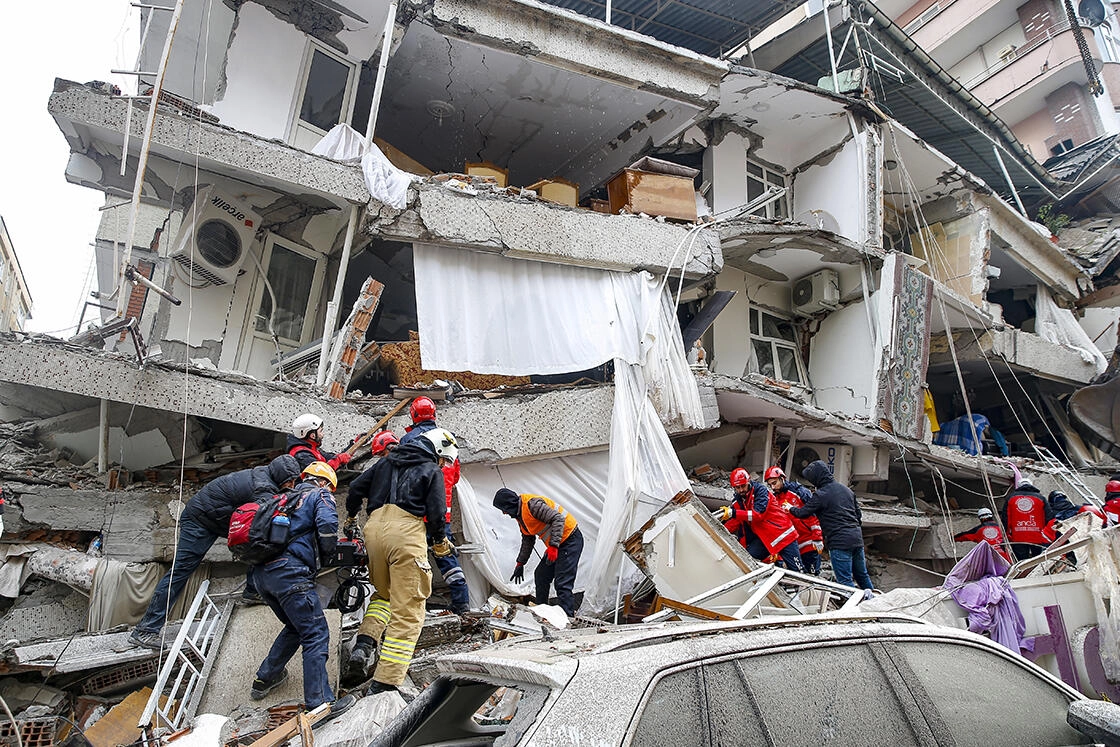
[1035,286,1107,374]
[415,244,704,613]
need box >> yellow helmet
[302,461,338,491]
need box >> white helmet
[978,507,994,520]
[422,428,458,462]
[292,413,323,440]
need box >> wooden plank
[248,703,330,747]
[651,597,736,622]
[86,688,163,747]
[373,137,433,176]
[345,397,413,456]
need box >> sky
[0,2,137,335]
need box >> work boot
[342,636,376,688]
[128,629,165,651]
[315,693,358,727]
[452,604,471,616]
[238,589,264,606]
[366,680,399,696]
[250,669,289,700]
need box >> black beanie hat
[493,488,521,516]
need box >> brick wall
[119,260,154,340]
[1017,0,1057,44]
[1046,82,1100,151]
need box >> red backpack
[228,491,302,564]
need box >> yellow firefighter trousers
[360,504,432,686]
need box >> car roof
[436,613,934,688]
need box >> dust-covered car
[369,613,1113,746]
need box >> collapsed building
[4,0,1120,741]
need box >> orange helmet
[410,396,437,424]
[370,430,399,455]
[730,468,750,487]
[764,466,786,482]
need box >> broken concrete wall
[809,296,878,420]
[910,210,988,305]
[792,135,866,247]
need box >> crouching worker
[493,489,584,617]
[250,462,354,716]
[954,507,1011,563]
[346,429,457,695]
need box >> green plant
[1036,203,1071,234]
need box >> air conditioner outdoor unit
[792,269,840,317]
[792,443,853,486]
[998,44,1017,61]
[169,186,259,286]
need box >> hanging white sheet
[1035,286,1108,374]
[416,244,704,614]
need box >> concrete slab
[0,583,87,644]
[12,630,156,674]
[196,605,341,715]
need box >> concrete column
[98,398,109,474]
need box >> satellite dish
[1080,0,1107,27]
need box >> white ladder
[137,580,234,737]
[1034,445,1100,507]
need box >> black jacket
[347,441,446,543]
[181,465,282,536]
[789,460,865,550]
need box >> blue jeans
[830,546,874,590]
[252,556,333,708]
[433,527,469,610]
[136,518,216,634]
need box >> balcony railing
[960,19,1081,90]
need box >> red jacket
[287,438,347,471]
[726,491,797,555]
[776,489,822,554]
[1083,504,1108,528]
[441,459,460,524]
[955,520,1011,563]
[1005,493,1048,545]
[1104,496,1120,525]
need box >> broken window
[748,308,806,384]
[254,241,318,343]
[746,161,788,219]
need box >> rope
[1063,0,1104,95]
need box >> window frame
[745,158,789,219]
[249,235,325,348]
[288,40,358,149]
[747,307,807,384]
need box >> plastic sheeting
[1036,286,1107,374]
[417,245,704,613]
[1084,528,1120,681]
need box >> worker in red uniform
[999,481,1052,560]
[764,466,822,575]
[954,508,1011,563]
[369,430,399,457]
[718,468,802,573]
[287,414,352,472]
[1102,479,1120,525]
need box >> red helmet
[1107,480,1120,494]
[730,468,750,487]
[370,430,399,455]
[764,466,786,482]
[410,396,437,424]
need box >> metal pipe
[115,0,186,315]
[606,0,612,24]
[98,398,110,474]
[992,145,1027,216]
[315,1,398,387]
[822,0,841,94]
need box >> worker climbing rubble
[493,488,584,617]
[248,461,355,717]
[344,428,457,694]
[1000,480,1052,560]
[129,454,301,649]
[717,468,802,573]
[954,507,1011,563]
[790,460,874,592]
[764,465,823,575]
[287,413,352,472]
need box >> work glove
[813,541,825,554]
[545,546,559,563]
[335,452,352,466]
[432,538,455,558]
[343,517,360,539]
[510,563,525,584]
[712,506,735,522]
[781,502,793,512]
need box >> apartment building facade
[0,216,32,333]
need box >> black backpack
[228,490,303,565]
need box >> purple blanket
[944,542,1032,654]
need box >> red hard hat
[730,468,750,487]
[1107,480,1120,494]
[410,396,437,424]
[764,466,786,481]
[370,430,399,454]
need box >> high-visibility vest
[1006,493,1048,545]
[745,496,798,555]
[518,494,577,546]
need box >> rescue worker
[764,466,822,574]
[345,428,456,695]
[999,481,1052,560]
[790,460,874,591]
[719,468,802,573]
[954,508,1011,563]
[395,399,472,616]
[1102,479,1120,525]
[493,488,584,617]
[1042,491,1107,542]
[130,455,301,649]
[369,430,399,457]
[287,414,352,472]
[250,462,354,717]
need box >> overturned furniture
[624,490,862,621]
